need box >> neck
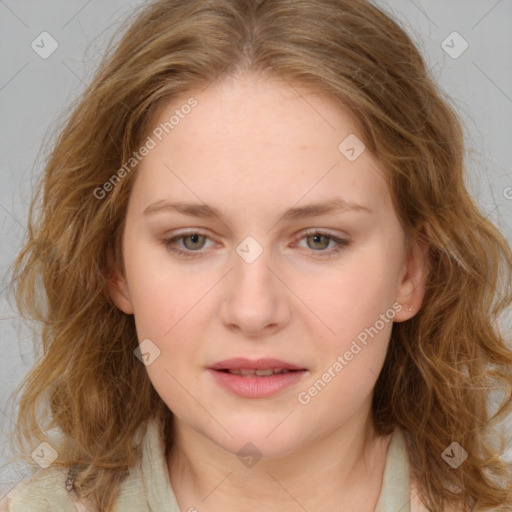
[166,402,393,512]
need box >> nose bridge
[232,234,275,295]
[218,233,287,333]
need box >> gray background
[1,0,511,497]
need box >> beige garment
[1,418,413,511]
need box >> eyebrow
[143,198,373,221]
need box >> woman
[2,0,511,510]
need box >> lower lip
[208,369,307,398]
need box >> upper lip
[209,358,306,371]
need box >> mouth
[217,368,297,377]
[208,358,308,398]
[209,357,306,372]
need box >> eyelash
[162,229,350,260]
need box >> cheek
[293,249,398,393]
[299,253,398,336]
[126,262,209,414]
[123,240,205,336]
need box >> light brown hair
[7,0,512,510]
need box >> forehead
[132,74,391,219]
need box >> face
[108,73,427,458]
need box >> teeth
[226,368,291,377]
[254,369,274,376]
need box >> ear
[393,226,430,322]
[104,252,134,315]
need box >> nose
[218,240,291,337]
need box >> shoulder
[0,466,78,512]
[410,477,465,512]
[410,479,430,512]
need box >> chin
[206,420,306,460]
[223,436,301,462]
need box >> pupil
[311,234,327,249]
[185,234,203,249]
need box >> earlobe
[105,268,134,315]
[393,232,430,323]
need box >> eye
[293,229,350,258]
[162,229,350,260]
[163,231,212,260]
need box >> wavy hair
[7,0,512,510]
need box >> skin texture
[108,72,429,511]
